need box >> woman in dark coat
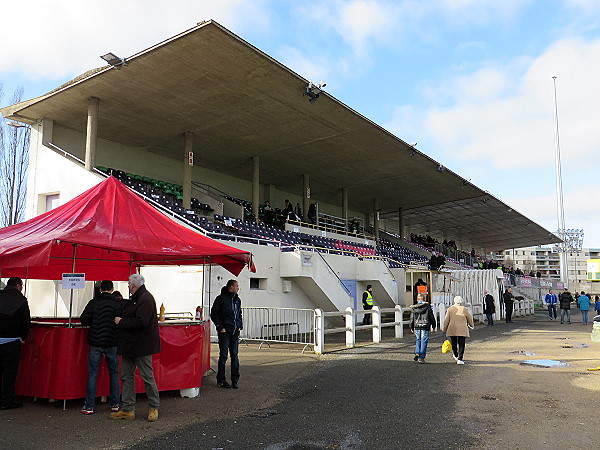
[483,290,496,326]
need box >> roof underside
[0,20,560,251]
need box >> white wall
[20,124,395,316]
[50,124,365,218]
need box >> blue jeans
[217,331,240,384]
[85,345,120,409]
[486,313,494,325]
[561,309,571,324]
[547,304,557,319]
[414,329,430,360]
[582,310,589,324]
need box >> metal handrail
[316,251,353,297]
[287,218,372,240]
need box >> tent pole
[68,244,78,327]
[24,267,28,297]
[208,261,212,313]
[201,259,205,318]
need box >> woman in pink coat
[442,296,474,365]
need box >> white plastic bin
[180,387,200,398]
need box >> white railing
[514,299,535,317]
[314,305,412,354]
[205,301,524,355]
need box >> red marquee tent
[0,176,253,280]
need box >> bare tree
[0,85,30,227]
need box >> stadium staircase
[280,250,355,311]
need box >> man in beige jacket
[442,296,474,365]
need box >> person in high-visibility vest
[362,285,374,325]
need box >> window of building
[249,278,267,290]
[38,192,60,214]
[46,194,60,211]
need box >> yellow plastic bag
[442,339,452,354]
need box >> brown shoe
[147,408,159,422]
[109,410,135,420]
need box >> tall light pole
[552,76,568,285]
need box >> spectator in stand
[577,291,591,325]
[428,253,439,271]
[503,287,515,323]
[515,268,524,276]
[436,253,446,270]
[529,271,535,277]
[283,200,294,222]
[559,288,573,324]
[307,203,317,225]
[294,203,303,222]
[263,201,273,224]
[595,296,600,318]
[348,218,359,234]
[544,289,558,320]
[483,290,495,326]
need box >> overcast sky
[1,0,599,248]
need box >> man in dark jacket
[80,280,122,415]
[0,277,30,410]
[110,274,160,422]
[503,287,515,323]
[211,280,243,389]
[483,290,496,326]
[559,289,573,324]
[428,254,439,271]
[409,294,437,363]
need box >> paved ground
[2,310,599,449]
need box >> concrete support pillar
[341,187,348,223]
[183,131,193,209]
[303,173,310,223]
[85,97,99,171]
[252,156,260,221]
[398,207,404,239]
[373,198,380,240]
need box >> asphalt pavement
[130,333,477,450]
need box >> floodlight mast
[552,76,569,286]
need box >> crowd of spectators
[409,233,545,275]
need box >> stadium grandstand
[0,20,561,319]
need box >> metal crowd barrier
[204,306,315,353]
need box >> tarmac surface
[2,309,599,449]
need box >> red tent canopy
[0,176,253,280]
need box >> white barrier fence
[203,300,536,355]
[314,306,413,354]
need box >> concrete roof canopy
[0,20,561,252]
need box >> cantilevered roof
[0,20,560,251]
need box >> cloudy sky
[1,0,599,248]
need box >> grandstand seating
[95,166,428,268]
